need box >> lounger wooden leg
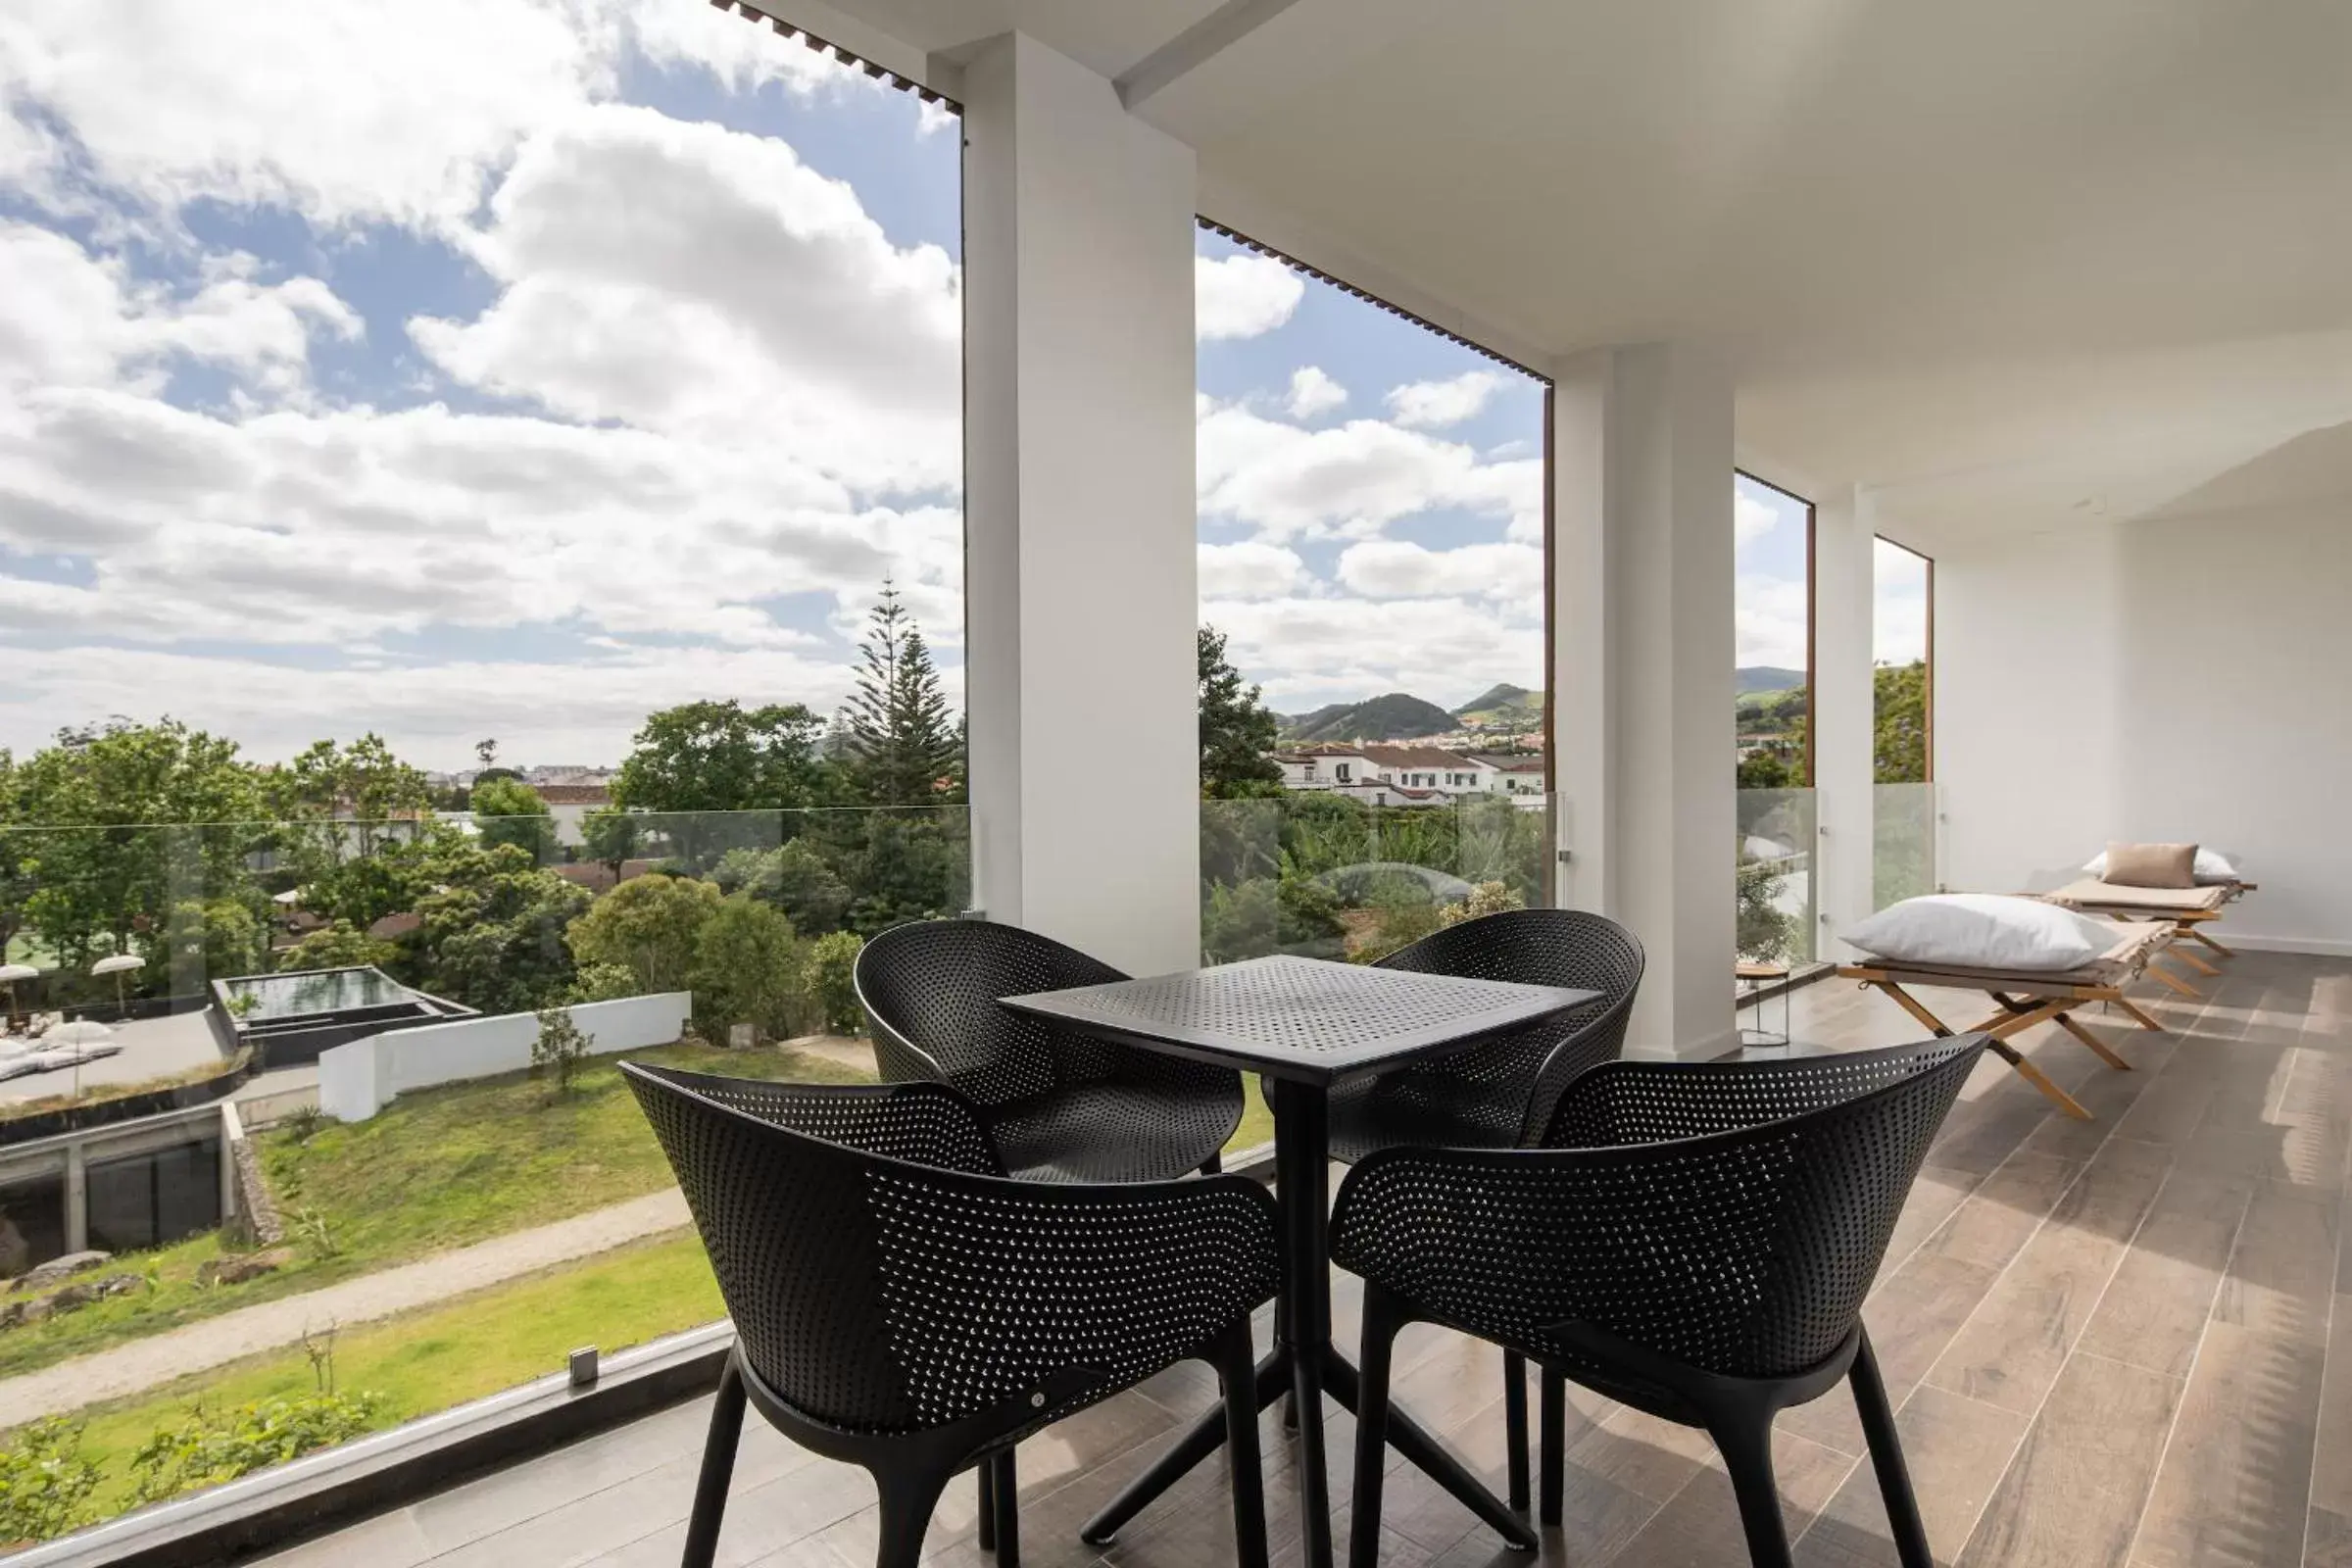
[2053,1011,2132,1070]
[2114,997,2168,1033]
[1876,982,1955,1039]
[2143,960,2201,999]
[2191,928,2236,958]
[2171,945,2220,978]
[1984,1037,2092,1119]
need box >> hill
[1734,665,1806,695]
[1451,683,1539,718]
[1284,692,1458,744]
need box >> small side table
[1737,960,1792,1049]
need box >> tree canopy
[842,581,961,807]
[1874,660,1930,784]
[470,776,556,860]
[612,700,827,815]
[1199,625,1284,798]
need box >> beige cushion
[2046,878,2231,912]
[2104,842,2197,889]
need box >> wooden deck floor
[254,947,2352,1568]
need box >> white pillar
[1551,345,1738,1057]
[1813,486,1878,951]
[961,34,1202,975]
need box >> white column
[1813,486,1878,952]
[1551,345,1738,1057]
[961,34,1202,975]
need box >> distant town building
[1267,742,1545,808]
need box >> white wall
[1931,502,2351,954]
[318,993,691,1122]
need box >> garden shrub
[805,931,865,1034]
[128,1390,386,1507]
[0,1416,101,1544]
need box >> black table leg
[1079,1077,1528,1567]
[1274,1079,1335,1568]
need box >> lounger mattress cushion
[1844,894,2132,973]
[2047,878,2231,913]
[1849,921,2173,989]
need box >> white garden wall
[318,992,692,1123]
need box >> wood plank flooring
[251,948,2352,1568]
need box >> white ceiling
[814,0,2352,537]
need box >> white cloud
[1201,594,1542,715]
[412,104,961,496]
[1198,400,1542,543]
[0,0,880,236]
[1335,540,1544,607]
[0,223,360,404]
[1284,367,1348,419]
[1735,493,1779,547]
[1735,572,1809,669]
[1199,541,1308,601]
[1385,369,1501,430]
[1195,254,1303,342]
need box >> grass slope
[0,1042,863,1381]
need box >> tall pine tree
[845,581,962,806]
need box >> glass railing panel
[1874,782,1939,910]
[1200,790,1552,967]
[1737,788,1818,967]
[0,805,965,1542]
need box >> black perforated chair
[1328,908,1645,1163]
[855,918,1244,1183]
[1330,1036,1987,1568]
[623,1063,1279,1568]
[1320,908,1642,1505]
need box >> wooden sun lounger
[1837,921,2178,1120]
[2042,877,2256,977]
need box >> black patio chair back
[623,1062,1278,1568]
[854,917,1126,1104]
[1332,1035,1985,1568]
[1354,907,1644,1149]
[853,919,1243,1183]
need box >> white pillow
[1844,894,2124,972]
[2082,847,2241,885]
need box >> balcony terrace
[230,948,2350,1568]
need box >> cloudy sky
[0,0,1918,773]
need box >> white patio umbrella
[91,953,142,1019]
[45,1018,113,1099]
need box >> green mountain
[1284,692,1458,744]
[1734,665,1806,695]
[1451,683,1538,718]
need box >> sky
[1733,474,1933,673]
[0,0,1917,772]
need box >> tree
[1874,660,1930,784]
[579,808,640,885]
[411,843,591,1013]
[713,840,851,934]
[12,719,265,968]
[469,776,556,860]
[1736,854,1796,963]
[1198,626,1284,798]
[161,898,265,986]
[530,1004,590,1096]
[843,581,961,807]
[268,735,429,859]
[277,920,399,974]
[689,895,808,1044]
[564,873,720,995]
[804,931,865,1034]
[612,701,829,816]
[474,739,498,772]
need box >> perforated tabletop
[1003,954,1596,1087]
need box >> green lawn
[66,1230,726,1520]
[0,1042,864,1381]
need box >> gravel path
[0,1188,690,1427]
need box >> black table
[1004,954,1597,1568]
